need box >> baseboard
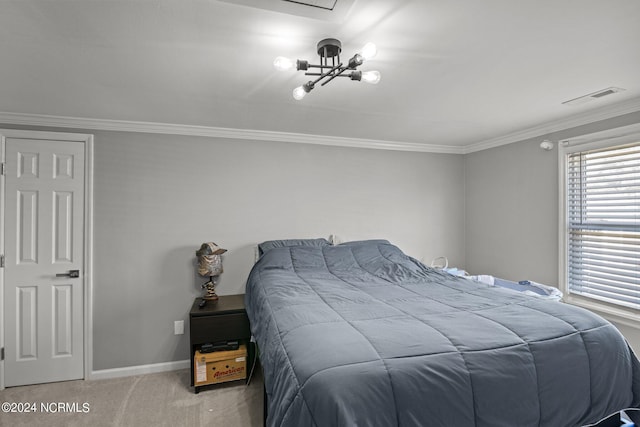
[90,359,190,381]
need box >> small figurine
[196,242,227,301]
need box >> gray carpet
[0,367,263,427]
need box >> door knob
[56,270,80,278]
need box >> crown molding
[0,111,465,154]
[463,95,640,154]
[1,97,639,156]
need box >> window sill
[565,294,640,330]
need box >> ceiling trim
[0,96,639,156]
[0,111,465,154]
[463,96,640,154]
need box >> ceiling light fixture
[274,38,381,100]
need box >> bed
[244,239,640,427]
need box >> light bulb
[292,86,307,100]
[361,70,381,84]
[360,42,377,61]
[274,56,294,71]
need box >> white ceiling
[1,0,640,153]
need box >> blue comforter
[245,240,640,427]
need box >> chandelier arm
[308,63,344,87]
[305,63,342,78]
[305,63,341,73]
[320,66,349,87]
[303,73,352,77]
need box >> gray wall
[464,111,640,282]
[0,125,464,370]
[464,111,640,350]
[91,131,465,369]
[465,138,559,284]
[4,109,638,371]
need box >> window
[561,131,640,313]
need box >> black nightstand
[189,294,253,393]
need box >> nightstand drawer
[191,313,251,344]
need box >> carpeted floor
[0,367,263,427]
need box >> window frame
[559,123,640,327]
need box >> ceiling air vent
[562,87,626,106]
[218,0,355,21]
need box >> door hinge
[0,254,4,268]
[0,162,4,175]
[1,347,4,361]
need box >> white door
[3,135,85,386]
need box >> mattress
[245,239,640,427]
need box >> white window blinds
[566,142,640,309]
